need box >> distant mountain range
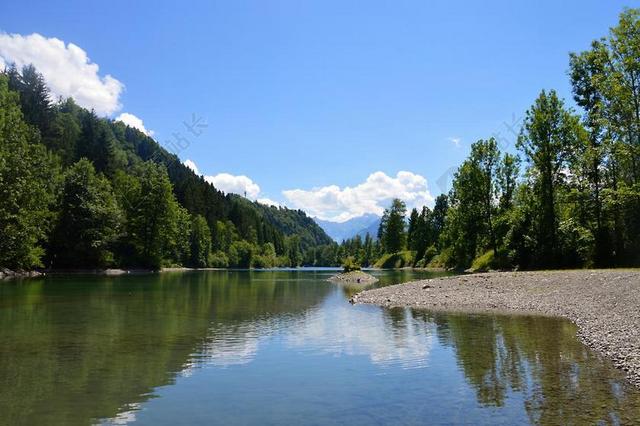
[314,214,381,242]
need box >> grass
[374,251,415,269]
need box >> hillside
[0,65,332,269]
[234,197,334,250]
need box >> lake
[1,269,639,425]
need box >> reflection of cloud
[286,304,434,369]
[188,323,262,369]
[99,403,141,425]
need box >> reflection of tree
[429,312,640,424]
[0,271,330,425]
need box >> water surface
[1,269,639,425]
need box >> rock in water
[327,270,378,284]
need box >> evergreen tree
[189,215,211,268]
[382,199,407,254]
[51,159,122,268]
[0,75,58,269]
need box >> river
[0,269,638,425]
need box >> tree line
[332,8,640,271]
[0,65,333,271]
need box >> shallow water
[0,269,639,425]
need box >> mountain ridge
[314,214,380,242]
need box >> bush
[228,240,255,268]
[470,250,495,272]
[427,247,453,268]
[374,251,414,269]
[253,255,274,269]
[415,245,438,267]
[342,256,361,272]
[208,251,229,268]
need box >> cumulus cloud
[183,159,261,199]
[115,112,154,136]
[257,198,281,207]
[205,173,261,199]
[183,159,200,175]
[283,171,434,222]
[0,33,124,115]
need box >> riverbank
[327,270,378,284]
[352,270,640,387]
[0,267,227,280]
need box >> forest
[333,8,640,271]
[0,64,333,271]
[1,8,638,272]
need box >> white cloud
[0,33,124,115]
[205,173,261,198]
[283,171,434,222]
[183,159,261,199]
[183,159,200,175]
[257,198,280,207]
[448,137,461,148]
[115,112,154,136]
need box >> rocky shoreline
[328,270,379,284]
[0,269,44,280]
[352,270,640,387]
[0,267,227,280]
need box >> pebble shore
[352,270,640,387]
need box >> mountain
[243,198,334,250]
[355,218,381,240]
[315,214,381,242]
[0,64,332,269]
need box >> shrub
[208,251,229,268]
[470,250,495,272]
[427,247,453,268]
[374,251,414,269]
[342,256,361,272]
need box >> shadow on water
[0,269,638,425]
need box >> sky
[1,0,636,222]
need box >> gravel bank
[353,270,640,387]
[328,270,378,284]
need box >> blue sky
[1,0,636,221]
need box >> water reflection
[0,270,638,425]
[287,296,435,369]
[426,311,640,424]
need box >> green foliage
[440,139,513,269]
[427,247,453,269]
[470,250,495,272]
[374,250,414,269]
[51,159,122,268]
[377,198,407,254]
[415,245,438,268]
[0,74,57,269]
[228,240,255,268]
[342,256,361,272]
[0,65,334,270]
[189,215,211,268]
[114,162,183,269]
[208,251,229,268]
[517,90,583,267]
